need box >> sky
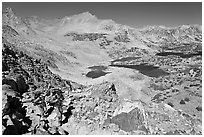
[2,2,202,28]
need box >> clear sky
[2,2,202,28]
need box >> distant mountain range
[3,7,201,40]
[2,7,202,81]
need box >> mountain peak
[81,11,95,16]
[60,11,98,25]
[71,11,97,20]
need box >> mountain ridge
[3,7,202,35]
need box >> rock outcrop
[2,39,83,135]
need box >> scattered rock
[180,99,185,104]
[196,106,202,112]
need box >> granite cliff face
[2,8,202,135]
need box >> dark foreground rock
[111,107,145,132]
[2,40,82,135]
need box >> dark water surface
[86,70,109,79]
[156,51,202,58]
[110,64,169,78]
[86,65,110,79]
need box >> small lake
[86,70,110,79]
[156,51,202,58]
[110,64,169,78]
[86,65,110,79]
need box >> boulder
[3,125,19,135]
[111,107,144,132]
[2,60,8,71]
[16,74,29,93]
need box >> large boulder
[111,107,145,132]
[15,74,29,94]
[3,125,19,135]
[2,60,9,71]
[2,96,31,135]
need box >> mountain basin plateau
[2,8,202,135]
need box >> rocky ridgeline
[3,7,36,35]
[161,42,202,53]
[107,47,149,59]
[2,25,19,37]
[64,32,107,41]
[2,40,83,134]
[137,25,202,54]
[139,25,202,44]
[64,31,130,44]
